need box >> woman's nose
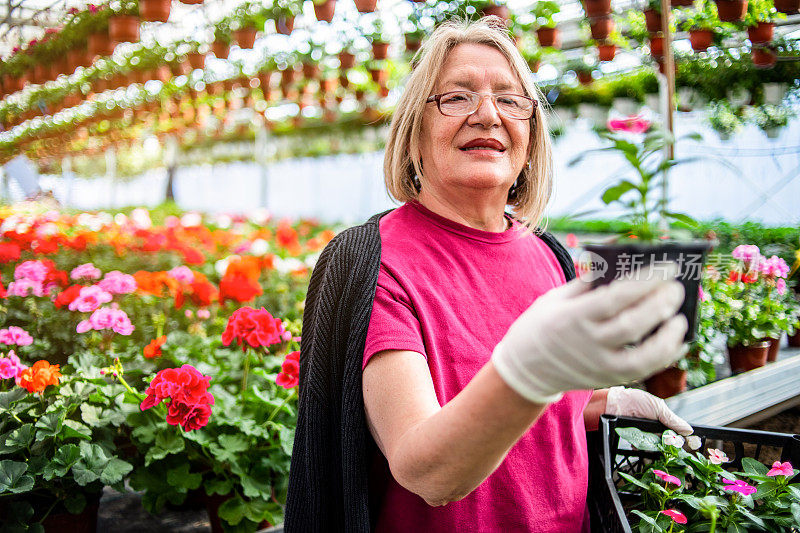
[469,95,502,127]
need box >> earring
[508,177,519,200]
[412,175,422,193]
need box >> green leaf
[100,458,133,485]
[602,181,637,204]
[631,510,662,532]
[0,388,26,409]
[166,463,202,491]
[741,457,769,476]
[35,412,63,441]
[42,444,81,480]
[218,496,247,526]
[279,426,294,456]
[210,434,248,464]
[0,460,35,494]
[726,521,747,533]
[753,482,777,500]
[242,498,274,524]
[63,493,87,514]
[145,429,185,466]
[241,475,270,499]
[80,404,103,427]
[615,427,661,452]
[791,502,800,525]
[0,425,34,455]
[664,211,698,227]
[72,442,110,486]
[619,471,652,491]
[60,420,92,441]
[205,477,234,496]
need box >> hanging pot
[536,26,560,48]
[313,0,336,22]
[338,51,355,69]
[276,16,295,35]
[354,0,378,12]
[751,46,777,68]
[140,0,171,22]
[32,63,48,85]
[88,32,113,57]
[644,366,688,399]
[747,22,774,44]
[689,29,713,51]
[233,27,257,49]
[405,35,422,52]
[764,334,783,362]
[644,9,662,32]
[482,4,511,24]
[321,77,337,93]
[583,0,612,17]
[372,41,390,60]
[788,330,800,348]
[597,43,616,61]
[212,41,229,59]
[763,82,787,105]
[774,0,799,13]
[186,51,205,70]
[649,36,664,57]
[66,48,85,73]
[714,0,748,22]
[589,16,614,40]
[109,15,140,44]
[302,62,320,79]
[728,341,769,374]
[338,73,349,88]
[179,0,204,4]
[369,68,388,85]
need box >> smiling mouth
[460,147,505,152]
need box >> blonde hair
[383,17,553,232]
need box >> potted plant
[213,22,232,59]
[139,0,171,22]
[231,3,266,49]
[367,19,391,60]
[774,0,800,13]
[715,0,748,21]
[583,0,612,18]
[592,29,627,61]
[267,0,301,35]
[743,0,786,44]
[568,57,596,85]
[569,121,711,342]
[404,25,425,54]
[644,0,663,32]
[312,0,336,23]
[532,1,561,48]
[354,0,378,13]
[750,104,793,138]
[109,0,140,44]
[588,14,615,40]
[707,102,742,140]
[680,0,722,52]
[520,45,543,71]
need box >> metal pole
[255,124,269,209]
[106,147,117,208]
[62,156,73,207]
[659,0,675,232]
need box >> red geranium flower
[53,285,82,309]
[17,360,61,394]
[144,336,167,359]
[276,350,300,389]
[0,242,21,263]
[221,307,285,351]
[219,274,263,304]
[140,365,214,431]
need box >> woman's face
[418,43,531,201]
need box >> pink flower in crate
[7,279,45,297]
[659,509,687,524]
[722,479,756,496]
[652,469,682,487]
[70,263,102,280]
[76,307,134,335]
[14,260,48,282]
[0,351,27,379]
[0,326,34,346]
[167,266,195,284]
[98,271,137,294]
[767,461,794,477]
[707,448,729,465]
[69,285,113,313]
[731,245,762,268]
[760,256,790,279]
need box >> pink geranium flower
[76,307,134,335]
[777,278,787,295]
[766,461,794,477]
[7,279,45,297]
[69,285,113,313]
[0,351,27,379]
[760,255,790,279]
[167,266,195,284]
[70,263,102,280]
[722,479,756,496]
[660,509,687,524]
[607,115,651,134]
[14,260,48,282]
[98,271,137,294]
[731,245,762,268]
[708,448,729,465]
[652,469,682,487]
[0,326,34,346]
[565,233,579,248]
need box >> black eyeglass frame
[425,90,538,120]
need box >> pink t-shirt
[363,201,592,533]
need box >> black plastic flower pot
[582,241,711,342]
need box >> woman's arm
[362,349,547,507]
[583,388,609,432]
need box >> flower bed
[0,204,335,531]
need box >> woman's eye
[498,97,519,107]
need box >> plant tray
[587,415,800,533]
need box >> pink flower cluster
[0,326,33,346]
[168,266,195,284]
[722,478,756,496]
[732,244,762,266]
[98,271,137,294]
[767,461,794,477]
[652,469,682,487]
[76,307,134,335]
[0,351,27,379]
[760,255,790,279]
[15,261,48,282]
[69,285,113,312]
[607,115,651,134]
[140,365,214,431]
[70,263,102,280]
[8,261,51,297]
[659,509,687,524]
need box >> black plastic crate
[587,415,800,533]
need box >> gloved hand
[491,264,688,404]
[605,386,693,436]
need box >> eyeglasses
[426,90,537,120]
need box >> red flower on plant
[221,307,285,351]
[276,350,300,389]
[219,274,263,304]
[53,285,82,309]
[0,242,21,263]
[179,246,205,265]
[144,336,167,359]
[652,469,681,487]
[659,509,687,524]
[166,400,213,431]
[722,479,756,496]
[766,461,794,477]
[17,360,62,394]
[140,365,214,431]
[607,115,651,134]
[727,270,758,284]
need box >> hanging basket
[747,22,774,44]
[233,27,257,49]
[354,0,378,13]
[338,51,355,69]
[597,43,616,61]
[536,26,560,48]
[589,16,614,40]
[405,35,422,52]
[689,29,713,51]
[109,15,140,44]
[372,41,389,60]
[276,16,295,35]
[140,0,171,22]
[313,0,336,22]
[369,68,388,85]
[212,41,229,59]
[714,0,748,22]
[302,62,320,79]
[644,9,662,32]
[583,0,612,17]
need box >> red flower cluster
[219,275,263,304]
[143,336,167,359]
[276,351,300,389]
[17,360,61,394]
[727,270,758,284]
[53,285,82,309]
[221,307,286,351]
[0,242,21,263]
[140,365,214,431]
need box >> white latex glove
[605,386,693,436]
[491,264,688,404]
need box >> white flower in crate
[662,430,685,448]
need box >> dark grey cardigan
[284,209,576,532]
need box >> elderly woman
[286,18,691,532]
